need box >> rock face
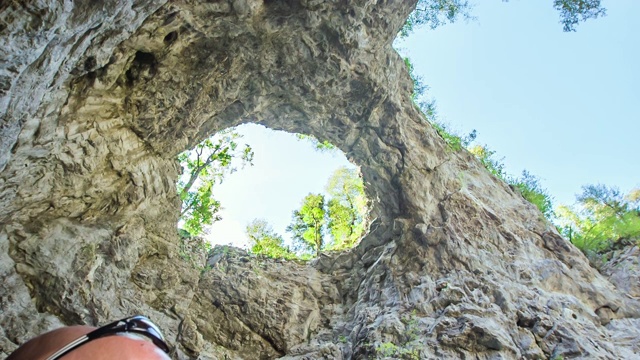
[1,1,639,359]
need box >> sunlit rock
[1,1,639,359]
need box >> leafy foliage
[374,312,423,359]
[295,133,337,152]
[179,181,220,236]
[287,167,369,257]
[432,122,476,152]
[287,193,327,257]
[246,219,297,260]
[403,57,477,152]
[553,0,606,32]
[177,128,254,236]
[325,167,369,250]
[556,185,640,256]
[399,0,606,37]
[510,170,554,220]
[404,57,428,104]
[245,167,368,259]
[468,145,505,178]
[405,52,554,220]
[399,0,474,37]
[468,145,554,219]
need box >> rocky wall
[1,0,639,359]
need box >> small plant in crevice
[469,144,554,221]
[401,310,421,343]
[295,133,337,152]
[375,341,420,360]
[376,342,400,357]
[431,121,477,152]
[373,312,424,359]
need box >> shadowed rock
[1,0,639,359]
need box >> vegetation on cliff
[557,185,640,259]
[401,0,606,37]
[247,166,368,259]
[177,129,253,236]
[404,52,637,264]
[176,0,619,262]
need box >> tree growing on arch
[246,219,297,260]
[284,167,369,257]
[287,193,327,257]
[556,185,640,257]
[325,167,369,250]
[177,128,253,236]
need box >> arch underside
[1,1,638,358]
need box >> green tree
[287,194,327,257]
[556,185,640,256]
[246,219,297,260]
[325,167,369,250]
[285,168,369,257]
[399,0,474,37]
[177,129,253,236]
[553,0,606,32]
[399,0,606,37]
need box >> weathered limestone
[1,0,639,359]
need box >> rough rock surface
[1,1,639,359]
[601,243,640,300]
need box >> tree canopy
[556,185,640,257]
[246,166,369,259]
[400,0,606,37]
[177,129,253,236]
[287,193,327,257]
[246,219,297,260]
[325,167,369,250]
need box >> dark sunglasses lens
[134,317,166,341]
[130,316,169,352]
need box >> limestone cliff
[1,1,639,359]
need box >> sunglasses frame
[45,315,170,360]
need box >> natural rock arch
[1,1,639,359]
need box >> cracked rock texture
[1,0,639,359]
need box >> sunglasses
[45,315,170,360]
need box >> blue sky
[206,124,355,247]
[397,0,639,206]
[206,1,639,247]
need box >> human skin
[6,325,171,360]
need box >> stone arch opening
[176,122,374,259]
[2,1,633,359]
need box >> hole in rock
[125,51,157,86]
[163,31,178,45]
[84,56,96,71]
[176,123,371,260]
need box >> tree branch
[180,148,221,197]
